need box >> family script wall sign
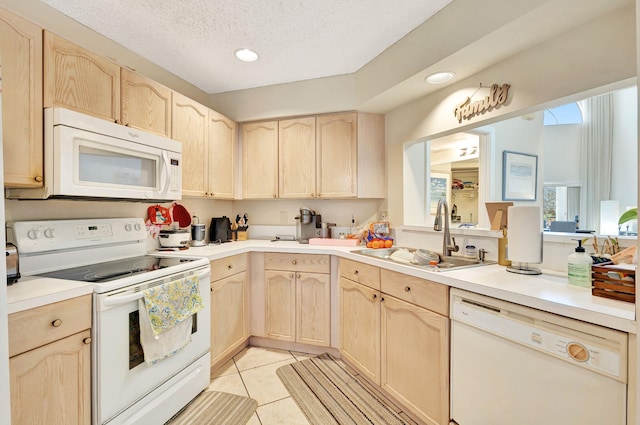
[454,83,511,123]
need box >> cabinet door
[210,271,247,366]
[316,112,357,198]
[10,329,91,425]
[208,110,236,199]
[339,277,380,384]
[265,270,296,341]
[0,9,43,188]
[172,92,208,197]
[381,296,449,425]
[242,121,278,198]
[121,69,172,137]
[279,116,316,198]
[43,31,120,122]
[296,272,330,347]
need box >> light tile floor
[207,347,313,425]
[207,346,420,425]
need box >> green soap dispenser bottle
[568,239,593,287]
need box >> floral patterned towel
[142,274,204,335]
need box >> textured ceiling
[39,0,452,94]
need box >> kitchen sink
[351,247,494,271]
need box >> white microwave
[6,108,182,202]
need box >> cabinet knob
[353,270,359,275]
[289,273,294,278]
[296,273,301,278]
[51,319,62,327]
[83,337,92,345]
[404,286,411,292]
[34,175,43,183]
[381,296,385,302]
[372,293,377,300]
[292,260,297,265]
[228,264,233,270]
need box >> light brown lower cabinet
[339,276,381,384]
[9,295,92,425]
[210,254,249,367]
[381,295,449,425]
[264,253,331,347]
[10,330,91,425]
[265,270,331,346]
[339,259,450,425]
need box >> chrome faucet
[434,198,459,256]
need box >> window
[543,103,583,126]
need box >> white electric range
[9,218,211,425]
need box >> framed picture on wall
[429,172,451,215]
[502,150,538,201]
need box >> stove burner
[38,256,196,283]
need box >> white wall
[543,123,581,185]
[386,4,635,233]
[611,86,639,211]
[486,113,545,207]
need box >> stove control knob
[125,224,133,232]
[134,223,143,231]
[44,228,55,238]
[27,229,41,240]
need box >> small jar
[465,245,477,258]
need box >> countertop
[7,275,94,314]
[8,239,636,333]
[163,240,637,333]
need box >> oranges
[367,238,393,249]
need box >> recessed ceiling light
[235,48,259,62]
[425,71,455,84]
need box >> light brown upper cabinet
[44,31,120,122]
[121,69,172,137]
[279,116,316,198]
[207,110,236,199]
[242,121,279,199]
[242,112,385,199]
[172,92,208,197]
[316,112,357,197]
[317,112,386,198]
[0,9,43,188]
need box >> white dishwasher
[450,288,628,425]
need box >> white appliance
[9,218,210,425]
[450,288,628,425]
[6,108,182,201]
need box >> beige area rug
[166,391,257,425]
[277,353,408,425]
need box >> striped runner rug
[167,391,257,425]
[277,353,408,425]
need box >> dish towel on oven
[139,274,204,365]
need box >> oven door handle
[103,292,145,307]
[101,268,209,308]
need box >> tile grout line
[233,356,264,425]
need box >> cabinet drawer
[211,253,248,281]
[339,258,380,290]
[8,294,92,357]
[380,269,448,316]
[264,253,329,273]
